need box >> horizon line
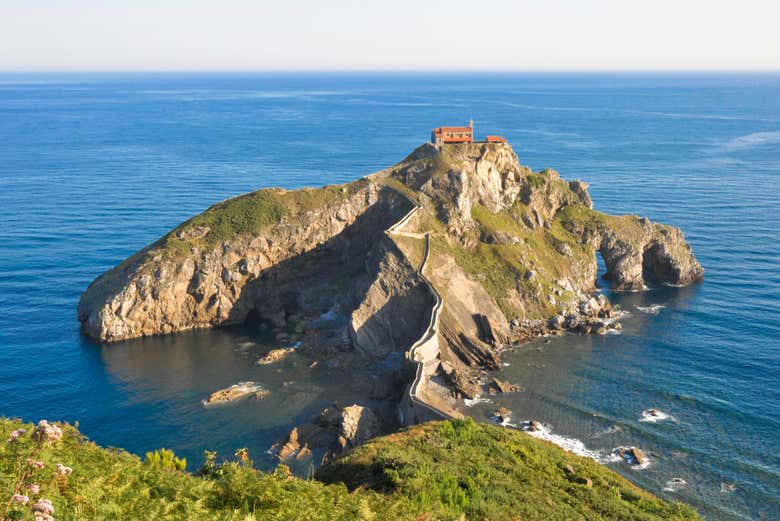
[1,68,779,75]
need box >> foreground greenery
[0,417,698,521]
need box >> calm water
[0,73,778,519]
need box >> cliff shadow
[225,191,426,360]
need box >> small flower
[27,458,45,469]
[27,483,40,495]
[32,498,55,515]
[34,514,54,521]
[33,420,62,443]
[55,463,73,476]
[8,428,26,442]
[11,493,30,505]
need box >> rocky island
[79,141,702,426]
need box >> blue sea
[0,72,778,519]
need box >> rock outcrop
[273,403,384,464]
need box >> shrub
[144,448,187,472]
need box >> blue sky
[0,0,777,71]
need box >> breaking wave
[639,408,675,423]
[520,421,616,464]
[636,305,665,315]
[463,396,491,407]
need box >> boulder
[618,446,648,466]
[494,407,512,423]
[490,378,522,394]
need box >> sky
[0,0,778,71]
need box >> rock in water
[491,378,522,394]
[256,347,295,365]
[617,446,648,466]
[203,382,269,406]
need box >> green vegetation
[557,205,648,248]
[319,419,698,521]
[159,181,366,258]
[0,418,698,521]
[159,189,288,257]
[430,201,590,320]
[145,449,187,472]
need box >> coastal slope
[0,417,699,520]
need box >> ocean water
[0,72,778,519]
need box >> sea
[0,72,777,520]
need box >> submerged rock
[256,347,295,365]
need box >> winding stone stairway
[385,193,459,425]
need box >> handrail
[384,186,454,423]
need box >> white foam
[502,362,511,367]
[521,422,614,464]
[639,408,675,423]
[636,305,665,315]
[720,482,737,493]
[463,395,491,407]
[491,415,516,428]
[663,478,688,492]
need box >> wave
[463,396,491,407]
[663,478,688,492]
[722,131,780,151]
[639,408,675,423]
[635,305,665,315]
[520,421,616,464]
[591,425,622,438]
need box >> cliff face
[78,181,415,342]
[79,141,702,407]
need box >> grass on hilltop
[0,417,698,521]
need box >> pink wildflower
[33,420,62,443]
[34,514,54,521]
[55,463,73,476]
[7,428,26,442]
[27,484,40,495]
[11,493,29,505]
[26,458,45,469]
[32,498,54,515]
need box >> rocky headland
[79,141,702,450]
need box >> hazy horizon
[1,0,777,72]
